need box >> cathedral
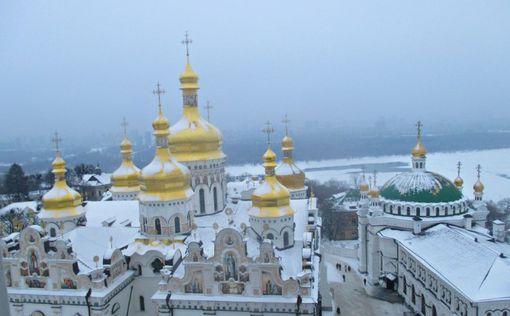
[352,123,510,316]
[1,37,321,316]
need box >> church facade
[1,38,320,316]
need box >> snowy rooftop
[81,173,111,186]
[379,224,510,302]
[84,200,140,228]
[0,201,38,215]
[64,226,140,273]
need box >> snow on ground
[321,246,410,316]
[227,148,510,201]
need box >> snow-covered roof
[64,226,140,273]
[379,224,510,302]
[81,173,112,186]
[0,201,38,215]
[84,200,140,228]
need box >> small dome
[359,181,369,192]
[473,180,485,193]
[368,188,380,199]
[380,172,462,203]
[454,176,464,188]
[42,154,82,211]
[411,141,427,158]
[111,137,140,192]
[120,137,132,152]
[152,111,170,134]
[263,147,277,168]
[179,63,199,91]
[281,135,294,151]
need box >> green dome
[380,172,462,203]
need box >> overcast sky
[1,1,509,143]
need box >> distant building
[79,173,111,201]
[330,190,359,240]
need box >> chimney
[492,220,506,242]
[413,216,423,235]
[463,214,473,229]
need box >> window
[174,217,180,234]
[283,231,289,247]
[412,284,416,304]
[421,295,426,314]
[137,264,142,276]
[267,233,274,240]
[50,228,56,237]
[139,296,145,311]
[213,187,218,212]
[155,218,161,235]
[199,189,206,214]
[432,305,437,316]
[403,276,407,294]
[112,302,121,314]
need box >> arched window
[155,218,161,235]
[398,206,401,215]
[283,231,289,247]
[174,217,180,234]
[421,295,426,314]
[112,302,121,314]
[199,189,206,214]
[432,305,437,316]
[50,228,56,237]
[412,284,416,304]
[137,264,142,276]
[426,207,430,216]
[31,312,45,316]
[436,207,440,216]
[213,187,218,211]
[406,207,411,216]
[139,295,145,311]
[403,275,407,294]
[416,207,421,217]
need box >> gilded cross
[182,31,192,63]
[153,82,166,111]
[416,121,423,140]
[457,161,462,177]
[121,117,128,137]
[262,121,274,146]
[282,114,290,136]
[205,100,213,122]
[476,164,482,180]
[373,170,377,186]
[51,131,62,152]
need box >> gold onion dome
[473,180,484,193]
[111,136,140,191]
[359,176,369,192]
[42,152,82,212]
[140,103,193,201]
[250,146,294,218]
[275,134,305,190]
[169,62,225,162]
[454,176,464,189]
[411,121,426,158]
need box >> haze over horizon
[1,1,510,144]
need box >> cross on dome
[416,121,423,140]
[182,31,193,63]
[476,164,482,180]
[153,82,166,111]
[121,117,128,137]
[457,161,462,177]
[282,114,290,136]
[51,131,62,153]
[205,100,213,122]
[373,170,378,187]
[262,121,274,146]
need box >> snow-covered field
[227,148,510,201]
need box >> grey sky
[1,0,509,143]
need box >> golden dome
[42,153,83,213]
[169,62,225,162]
[359,177,369,192]
[276,135,305,190]
[411,141,427,158]
[250,147,294,218]
[454,176,464,189]
[111,136,140,192]
[473,180,484,193]
[139,108,193,201]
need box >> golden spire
[368,170,380,199]
[180,32,199,94]
[283,114,290,137]
[359,166,369,192]
[411,121,427,158]
[111,118,140,193]
[473,164,485,193]
[454,161,464,189]
[151,83,170,137]
[276,115,305,190]
[42,133,82,212]
[182,31,192,64]
[262,121,276,176]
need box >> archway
[213,187,218,212]
[283,231,289,247]
[155,218,161,235]
[174,217,181,234]
[199,189,205,214]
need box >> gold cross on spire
[262,121,274,146]
[121,117,128,137]
[51,131,62,153]
[457,161,462,177]
[416,121,423,140]
[205,100,213,122]
[373,170,377,186]
[153,82,166,112]
[182,31,192,64]
[476,164,482,180]
[282,114,290,136]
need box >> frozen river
[227,147,510,201]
